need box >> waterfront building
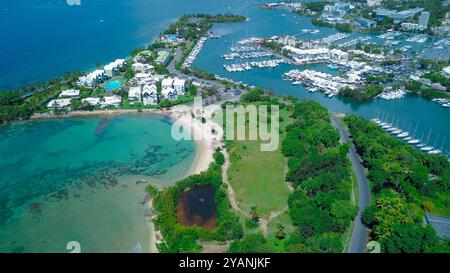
[82,97,101,106]
[374,8,423,22]
[142,84,158,105]
[104,59,126,77]
[279,35,297,47]
[161,34,184,44]
[128,86,142,103]
[356,17,377,29]
[59,89,80,98]
[77,69,106,88]
[173,78,186,94]
[47,98,72,109]
[100,94,122,108]
[419,12,430,29]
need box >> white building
[142,84,158,105]
[367,0,381,7]
[59,89,80,98]
[100,95,122,108]
[443,66,450,76]
[47,98,72,109]
[419,12,430,29]
[104,59,126,77]
[128,86,142,103]
[161,77,186,100]
[77,70,106,88]
[132,63,154,73]
[173,78,186,94]
[82,97,101,106]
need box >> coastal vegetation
[226,97,357,253]
[281,101,356,253]
[339,85,383,101]
[149,150,243,253]
[344,115,450,252]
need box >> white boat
[428,150,442,155]
[404,137,413,141]
[387,127,398,132]
[382,124,392,129]
[392,129,403,135]
[407,139,420,144]
[417,143,426,148]
[420,146,433,152]
[398,132,409,138]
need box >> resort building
[173,78,186,94]
[374,8,424,23]
[82,97,101,106]
[103,59,126,77]
[419,12,430,29]
[356,17,377,29]
[47,98,72,109]
[77,70,106,88]
[161,34,185,44]
[367,0,381,7]
[59,89,80,98]
[142,84,158,105]
[100,94,122,108]
[132,63,154,73]
[128,86,142,103]
[155,50,171,66]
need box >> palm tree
[275,224,285,240]
[250,206,258,222]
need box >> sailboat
[420,130,434,151]
[407,123,420,144]
[417,132,426,148]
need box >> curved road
[330,114,371,253]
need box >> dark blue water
[0,0,250,90]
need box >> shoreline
[30,107,217,253]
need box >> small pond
[176,185,216,229]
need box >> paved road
[330,114,371,253]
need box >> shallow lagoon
[0,114,195,252]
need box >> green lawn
[227,108,292,218]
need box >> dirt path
[221,148,249,217]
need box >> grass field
[226,107,292,218]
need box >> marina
[224,59,286,72]
[371,114,448,158]
[182,36,208,69]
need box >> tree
[250,206,259,222]
[382,223,439,253]
[275,224,286,240]
[421,201,435,213]
[331,200,358,232]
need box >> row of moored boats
[431,98,450,108]
[370,118,445,155]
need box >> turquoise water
[105,80,122,91]
[0,114,195,252]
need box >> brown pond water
[176,185,216,229]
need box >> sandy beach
[40,106,222,253]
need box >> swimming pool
[104,80,122,91]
